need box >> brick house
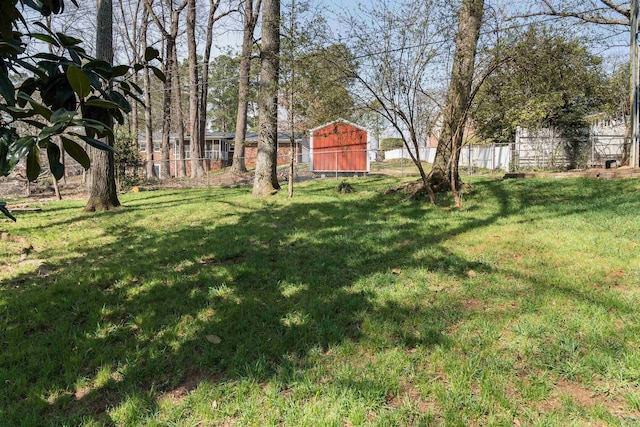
[139,131,308,177]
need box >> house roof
[138,131,236,142]
[309,118,369,134]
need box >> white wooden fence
[384,144,511,171]
[514,124,627,169]
[382,123,628,172]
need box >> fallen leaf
[391,268,401,275]
[211,400,218,409]
[427,285,445,292]
[467,270,477,278]
[206,335,222,344]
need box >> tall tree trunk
[47,16,62,200]
[253,0,280,195]
[231,0,261,174]
[141,3,156,179]
[199,0,217,172]
[172,44,187,177]
[144,0,188,179]
[85,0,120,211]
[160,35,173,179]
[431,0,484,197]
[141,6,156,179]
[187,0,205,178]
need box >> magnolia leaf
[0,72,15,105]
[0,202,16,222]
[67,65,91,99]
[46,141,64,180]
[111,65,129,78]
[50,108,76,124]
[31,33,59,47]
[78,135,114,152]
[26,145,41,181]
[144,46,160,62]
[150,66,165,83]
[84,99,120,109]
[61,137,90,170]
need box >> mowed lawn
[1,176,639,426]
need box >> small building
[309,119,370,173]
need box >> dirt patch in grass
[198,254,245,267]
[387,380,439,415]
[539,378,632,420]
[158,370,224,405]
[462,298,519,314]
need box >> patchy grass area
[1,176,639,426]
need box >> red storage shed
[310,119,369,173]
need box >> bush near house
[380,138,404,151]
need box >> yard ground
[1,175,639,426]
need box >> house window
[153,142,160,152]
[140,142,147,152]
[184,143,191,160]
[204,140,213,159]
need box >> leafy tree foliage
[0,0,160,218]
[380,138,404,151]
[473,26,609,144]
[208,55,240,132]
[292,44,357,130]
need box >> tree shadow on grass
[1,177,638,425]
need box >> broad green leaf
[0,202,16,222]
[26,145,41,181]
[56,33,82,47]
[67,65,91,99]
[78,135,115,152]
[145,46,160,62]
[39,122,65,140]
[4,107,34,120]
[46,141,64,180]
[129,81,143,94]
[18,92,52,120]
[33,52,63,61]
[31,33,60,47]
[50,109,77,123]
[0,72,15,105]
[84,99,120,109]
[11,136,36,160]
[109,91,130,112]
[22,119,47,129]
[150,66,166,83]
[112,65,129,78]
[61,137,90,169]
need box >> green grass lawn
[1,176,639,426]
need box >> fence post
[493,143,497,173]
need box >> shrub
[380,138,404,151]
